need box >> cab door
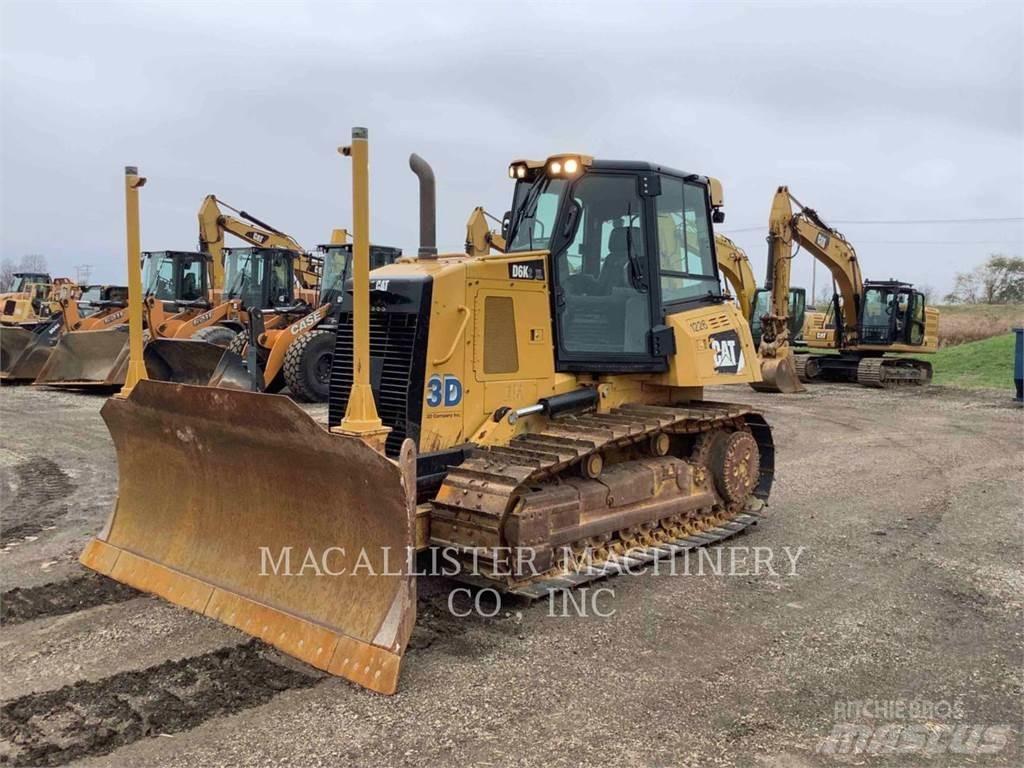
[550,172,662,372]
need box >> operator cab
[860,280,927,346]
[317,243,402,307]
[6,272,50,293]
[142,251,210,306]
[222,247,297,310]
[504,155,725,373]
[749,288,807,347]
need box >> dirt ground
[0,383,1021,767]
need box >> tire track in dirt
[0,458,75,547]
[1,573,140,626]
[0,641,322,766]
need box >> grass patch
[935,303,1024,347]
[931,333,1019,390]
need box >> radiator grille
[328,312,421,457]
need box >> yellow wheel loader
[1,275,71,382]
[1,283,129,383]
[758,187,938,389]
[81,135,776,695]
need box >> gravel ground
[0,383,1021,767]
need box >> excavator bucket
[79,379,417,694]
[752,354,806,394]
[33,326,131,387]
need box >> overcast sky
[2,0,1021,297]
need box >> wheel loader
[1,283,128,383]
[757,186,938,389]
[81,135,776,695]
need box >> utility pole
[74,264,93,284]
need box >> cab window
[178,256,205,301]
[656,177,719,305]
[555,173,651,356]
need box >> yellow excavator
[81,134,777,695]
[759,186,937,388]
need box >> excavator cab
[750,287,806,347]
[860,280,927,347]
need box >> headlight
[516,165,526,179]
[548,160,562,175]
[563,158,579,174]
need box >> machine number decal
[427,374,463,407]
[508,260,545,281]
[689,319,708,332]
[709,330,745,375]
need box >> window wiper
[625,207,645,290]
[509,178,545,248]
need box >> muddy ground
[0,383,1021,767]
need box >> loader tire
[191,325,236,347]
[283,329,335,403]
[227,331,248,357]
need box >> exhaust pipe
[408,153,437,258]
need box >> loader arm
[198,195,313,290]
[714,233,756,320]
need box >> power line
[723,215,1024,235]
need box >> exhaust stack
[408,153,437,258]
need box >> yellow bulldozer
[81,134,777,695]
[757,186,938,388]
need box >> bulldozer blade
[0,319,64,382]
[34,325,131,388]
[752,355,806,394]
[145,339,239,387]
[79,380,417,695]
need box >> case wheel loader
[1,283,131,383]
[81,134,777,695]
[757,187,938,390]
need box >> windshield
[319,247,351,304]
[224,248,264,306]
[142,252,175,299]
[6,274,47,292]
[507,177,567,252]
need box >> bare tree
[0,257,15,291]
[18,254,48,274]
[945,254,1023,304]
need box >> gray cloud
[1,0,1021,296]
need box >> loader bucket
[145,341,258,391]
[79,380,417,694]
[0,319,64,382]
[752,354,806,394]
[34,325,131,387]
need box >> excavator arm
[198,195,316,290]
[714,233,756,320]
[765,187,865,345]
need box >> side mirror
[562,201,581,240]
[501,210,512,239]
[712,209,725,224]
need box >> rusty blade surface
[80,380,416,694]
[33,326,131,387]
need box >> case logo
[508,260,545,281]
[709,330,745,375]
[427,374,463,407]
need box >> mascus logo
[103,310,126,325]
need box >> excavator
[1,283,129,383]
[81,134,776,695]
[714,233,806,349]
[757,186,937,389]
